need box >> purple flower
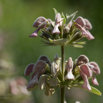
[24,56,51,90]
[29,24,46,37]
[30,17,48,37]
[74,16,94,40]
[26,60,47,90]
[76,55,100,90]
[33,16,47,27]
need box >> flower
[52,13,63,34]
[24,56,51,91]
[29,16,48,37]
[76,55,100,90]
[65,57,74,80]
[29,24,46,37]
[74,16,94,40]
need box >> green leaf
[61,12,66,24]
[76,83,102,96]
[49,38,67,46]
[66,11,78,25]
[53,8,58,15]
[86,86,102,96]
[76,41,86,45]
[73,44,83,48]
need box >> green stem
[60,46,65,103]
[61,87,65,103]
[61,46,65,81]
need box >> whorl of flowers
[24,54,101,96]
[29,8,94,47]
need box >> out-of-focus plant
[24,8,101,103]
[0,59,33,103]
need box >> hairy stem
[60,46,65,103]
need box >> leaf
[75,83,102,96]
[76,41,86,45]
[53,8,58,15]
[72,44,83,48]
[49,38,67,45]
[61,12,66,24]
[66,11,78,25]
[87,86,102,96]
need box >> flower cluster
[29,9,94,47]
[25,9,101,97]
[24,54,100,96]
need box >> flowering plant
[24,9,101,103]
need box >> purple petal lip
[24,63,35,76]
[80,70,91,91]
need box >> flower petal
[82,29,95,40]
[90,62,100,74]
[32,60,47,76]
[38,55,51,66]
[65,69,74,80]
[79,70,91,90]
[65,57,74,80]
[38,74,49,90]
[27,74,38,90]
[84,18,92,30]
[52,24,60,34]
[80,64,92,77]
[74,22,94,40]
[55,13,62,24]
[75,16,86,27]
[91,75,99,86]
[29,24,46,37]
[33,16,47,27]
[77,55,89,65]
[29,30,38,37]
[24,63,35,76]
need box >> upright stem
[60,45,65,103]
[61,46,65,81]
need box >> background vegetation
[0,0,103,103]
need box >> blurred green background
[0,0,103,103]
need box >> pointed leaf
[88,86,102,96]
[66,11,78,25]
[73,44,83,48]
[61,12,66,24]
[75,82,102,96]
[53,8,58,15]
[49,38,67,45]
[75,41,86,45]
